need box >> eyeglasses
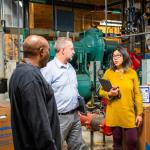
[112,54,122,59]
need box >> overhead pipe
[107,0,122,7]
[49,1,101,10]
[48,0,122,12]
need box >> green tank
[77,74,92,101]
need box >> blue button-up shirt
[41,57,79,113]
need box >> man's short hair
[54,37,72,53]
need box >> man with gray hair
[41,37,88,150]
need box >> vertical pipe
[91,15,93,27]
[91,61,96,107]
[103,133,106,146]
[0,0,2,27]
[0,0,1,20]
[72,0,74,32]
[0,0,5,78]
[90,131,94,150]
[105,0,107,37]
[23,0,26,28]
[82,15,85,31]
[140,0,146,55]
[52,0,55,31]
[0,0,2,21]
[11,0,13,27]
[17,0,21,63]
[23,0,28,28]
[94,61,96,93]
[1,0,4,20]
[23,0,29,39]
[0,27,5,78]
[122,0,126,29]
[127,0,134,51]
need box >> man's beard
[39,55,49,68]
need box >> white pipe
[108,31,150,38]
[0,27,5,78]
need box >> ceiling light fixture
[14,0,23,7]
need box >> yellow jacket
[99,68,143,128]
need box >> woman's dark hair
[110,46,132,71]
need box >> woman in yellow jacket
[99,46,143,150]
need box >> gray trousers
[59,111,85,150]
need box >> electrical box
[142,59,150,85]
[140,86,150,103]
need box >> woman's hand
[108,87,119,97]
[136,115,143,127]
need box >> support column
[0,26,5,79]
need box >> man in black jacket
[9,35,61,150]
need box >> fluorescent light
[100,20,122,27]
[19,1,22,7]
[112,10,121,14]
[14,0,23,7]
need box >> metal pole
[102,133,106,147]
[0,27,5,78]
[82,15,85,31]
[105,0,107,37]
[0,0,5,78]
[0,0,4,21]
[0,0,2,20]
[140,0,146,55]
[52,0,55,31]
[115,31,150,38]
[90,130,94,150]
[22,0,29,39]
[17,0,21,63]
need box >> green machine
[49,28,118,102]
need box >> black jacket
[9,64,61,150]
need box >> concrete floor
[63,126,113,150]
[82,127,113,150]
